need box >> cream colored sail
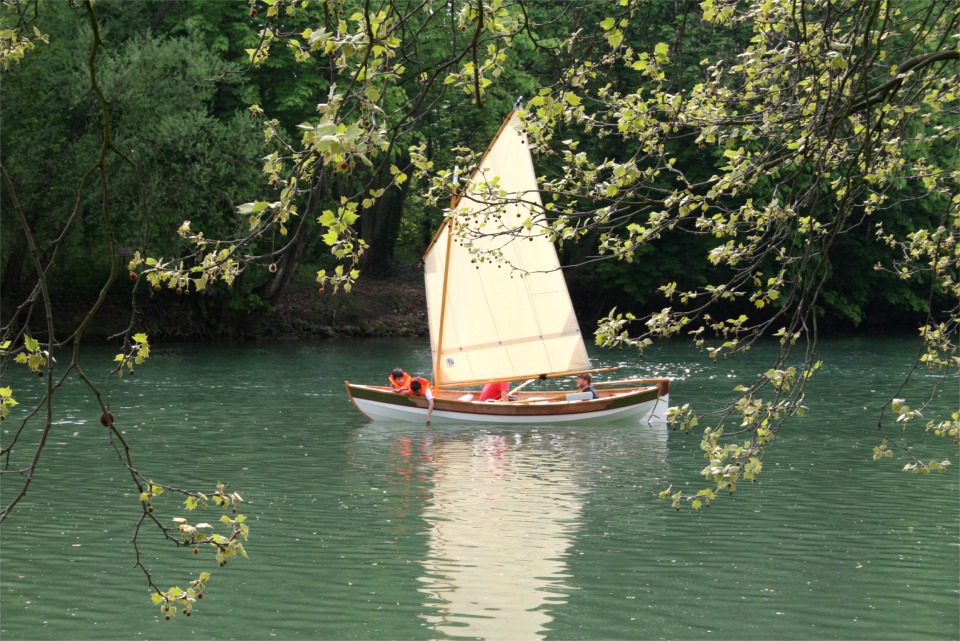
[423,111,591,387]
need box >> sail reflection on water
[416,434,584,640]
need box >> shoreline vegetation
[54,268,429,344]
[52,264,929,346]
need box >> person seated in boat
[408,377,435,424]
[388,368,411,393]
[479,381,518,402]
[576,373,599,399]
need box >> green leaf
[318,210,336,226]
[654,42,670,63]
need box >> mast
[433,199,456,384]
[427,111,519,385]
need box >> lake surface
[1,335,957,640]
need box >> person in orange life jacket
[576,373,598,399]
[408,377,434,424]
[479,381,518,402]
[388,368,411,393]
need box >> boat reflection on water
[349,423,669,640]
[416,433,584,640]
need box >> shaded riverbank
[39,264,929,343]
[48,268,428,343]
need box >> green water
[1,336,957,640]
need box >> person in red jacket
[479,381,517,402]
[388,368,411,393]
[408,377,434,424]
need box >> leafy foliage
[524,0,959,506]
[415,0,959,507]
[0,0,256,615]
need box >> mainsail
[422,111,591,387]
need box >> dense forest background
[1,0,954,341]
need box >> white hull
[352,396,668,425]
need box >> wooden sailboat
[345,109,669,424]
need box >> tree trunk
[0,229,27,306]
[149,0,177,32]
[359,158,411,278]
[253,179,325,303]
[252,215,322,304]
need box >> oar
[478,378,538,403]
[591,378,662,387]
[511,393,569,404]
[434,366,619,390]
[507,378,536,395]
